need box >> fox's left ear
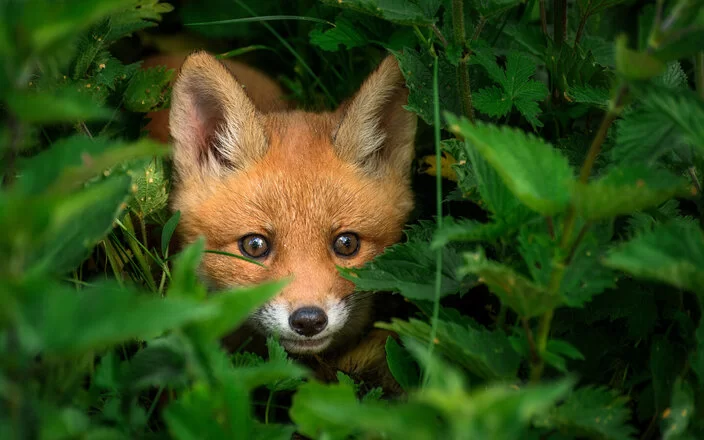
[333,55,417,179]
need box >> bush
[1,0,704,439]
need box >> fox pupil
[333,233,359,257]
[239,234,268,258]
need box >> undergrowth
[2,0,704,439]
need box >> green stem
[553,0,568,48]
[265,390,274,424]
[425,53,443,386]
[122,213,157,291]
[103,239,125,287]
[452,0,475,122]
[145,386,165,422]
[696,52,704,100]
[539,0,548,35]
[530,310,554,383]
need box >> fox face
[168,52,416,354]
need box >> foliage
[2,0,704,439]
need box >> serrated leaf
[127,157,169,218]
[105,0,175,42]
[471,50,549,126]
[572,166,692,220]
[339,240,473,300]
[378,316,521,380]
[266,337,305,391]
[309,16,368,51]
[6,88,111,123]
[123,66,174,112]
[474,86,513,118]
[394,48,461,127]
[534,386,637,440]
[320,0,440,25]
[460,249,563,318]
[604,220,704,295]
[567,84,610,109]
[432,217,513,249]
[385,337,420,391]
[631,83,704,153]
[447,115,574,215]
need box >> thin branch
[539,0,548,35]
[430,24,448,47]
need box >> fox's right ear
[169,52,267,178]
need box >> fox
[143,51,417,392]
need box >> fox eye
[239,234,269,258]
[333,233,360,257]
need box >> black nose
[289,307,328,337]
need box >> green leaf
[378,316,521,380]
[431,217,513,249]
[385,337,420,391]
[123,338,188,391]
[447,115,574,215]
[604,220,704,295]
[123,66,174,112]
[630,83,704,153]
[309,16,367,51]
[460,249,563,318]
[105,0,175,41]
[445,138,535,225]
[191,281,288,342]
[319,0,440,25]
[694,322,704,388]
[572,166,693,220]
[127,157,170,218]
[567,84,610,109]
[161,211,181,256]
[662,380,695,440]
[290,381,442,440]
[164,379,252,440]
[472,50,549,127]
[6,88,111,123]
[14,280,217,356]
[29,176,130,275]
[394,48,462,127]
[615,35,665,80]
[16,135,166,195]
[534,386,637,440]
[339,239,473,300]
[266,337,305,391]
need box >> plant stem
[553,0,567,48]
[145,386,165,422]
[452,0,475,122]
[265,390,274,424]
[122,213,157,291]
[539,0,548,35]
[696,52,704,100]
[530,310,554,383]
[522,318,539,364]
[425,53,443,386]
[430,24,448,47]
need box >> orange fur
[145,51,416,391]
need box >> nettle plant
[2,0,704,439]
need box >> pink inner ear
[186,94,226,164]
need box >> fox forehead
[173,111,413,252]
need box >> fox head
[168,52,416,354]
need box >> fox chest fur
[145,52,416,391]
